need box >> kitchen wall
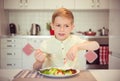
[8,10,109,36]
[0,0,9,35]
[0,0,2,36]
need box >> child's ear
[50,23,54,30]
[72,24,75,30]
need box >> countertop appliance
[30,23,41,35]
[98,27,109,36]
[9,23,17,36]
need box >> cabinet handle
[97,0,100,3]
[14,45,16,47]
[7,45,12,47]
[96,0,100,7]
[14,64,16,66]
[7,40,12,42]
[91,0,95,7]
[24,0,28,7]
[7,53,12,55]
[25,0,28,3]
[7,64,12,66]
[109,51,112,55]
[20,0,22,3]
[14,53,16,55]
[19,0,23,7]
[92,0,95,3]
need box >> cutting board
[13,70,97,81]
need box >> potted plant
[46,22,54,35]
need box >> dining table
[0,69,120,81]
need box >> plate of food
[37,67,80,78]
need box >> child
[33,8,99,70]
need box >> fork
[63,58,76,69]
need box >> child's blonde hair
[52,8,74,24]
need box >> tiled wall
[9,10,109,36]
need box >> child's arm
[66,41,99,61]
[33,49,46,70]
[77,41,99,50]
[33,60,43,70]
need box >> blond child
[33,8,99,70]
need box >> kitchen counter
[0,35,108,45]
[0,69,120,81]
[0,35,52,38]
[0,35,108,39]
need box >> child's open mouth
[58,33,65,36]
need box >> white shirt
[40,35,87,69]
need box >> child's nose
[60,26,64,32]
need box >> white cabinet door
[1,59,22,69]
[1,38,25,48]
[4,0,26,9]
[4,0,74,10]
[25,0,45,9]
[75,0,93,9]
[109,0,120,69]
[1,49,22,59]
[109,37,120,54]
[0,38,24,69]
[75,0,109,9]
[109,0,120,54]
[22,38,46,69]
[22,37,51,69]
[44,0,61,9]
[4,0,45,9]
[109,0,120,36]
[109,55,120,69]
[98,0,109,9]
[39,0,75,9]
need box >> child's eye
[65,25,69,27]
[56,24,61,27]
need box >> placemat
[13,70,97,81]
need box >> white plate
[38,67,80,78]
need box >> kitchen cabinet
[4,0,75,10]
[109,37,120,69]
[0,0,2,35]
[109,0,120,69]
[22,38,44,69]
[0,0,8,36]
[4,0,45,9]
[44,0,75,9]
[0,36,50,69]
[109,55,120,69]
[0,38,25,69]
[4,0,109,10]
[4,0,27,9]
[1,58,22,69]
[22,37,50,69]
[75,0,109,10]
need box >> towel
[85,51,98,63]
[99,46,109,65]
[23,43,34,56]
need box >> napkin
[85,51,98,63]
[23,43,34,56]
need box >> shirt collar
[53,35,72,44]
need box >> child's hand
[66,45,79,61]
[34,49,46,63]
